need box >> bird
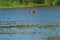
[30,9,35,16]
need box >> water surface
[0,7,60,40]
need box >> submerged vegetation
[46,36,60,40]
[0,24,59,28]
[0,0,60,8]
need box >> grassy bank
[0,4,45,8]
[0,5,60,9]
[0,0,60,8]
[0,2,60,9]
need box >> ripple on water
[0,28,60,40]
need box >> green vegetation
[46,36,60,40]
[0,0,60,8]
[0,25,37,28]
[0,24,59,28]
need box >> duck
[30,9,35,16]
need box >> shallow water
[0,28,60,40]
[0,7,60,40]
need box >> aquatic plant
[46,36,60,40]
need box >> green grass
[0,2,60,8]
[0,2,41,8]
[0,4,42,8]
[0,2,50,8]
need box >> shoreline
[0,4,60,9]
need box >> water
[0,7,60,25]
[0,28,60,40]
[0,7,60,40]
